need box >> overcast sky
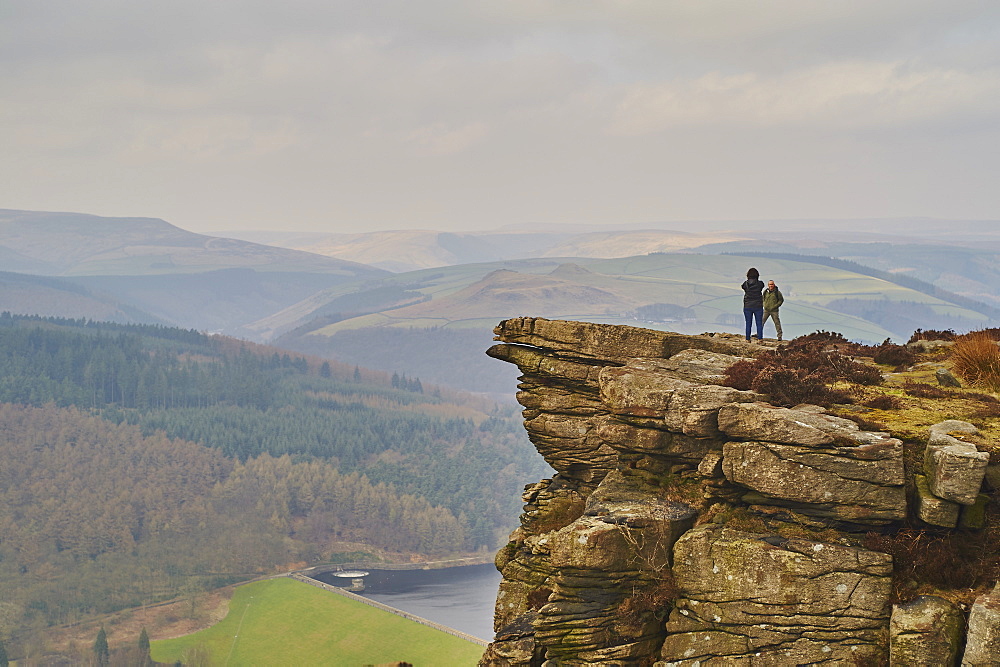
[2,1,999,234]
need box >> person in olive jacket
[741,267,765,341]
[763,279,784,341]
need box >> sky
[2,1,999,234]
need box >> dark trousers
[743,307,763,340]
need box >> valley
[3,210,1000,663]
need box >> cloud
[1,1,999,230]
[610,61,1000,134]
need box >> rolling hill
[218,227,750,272]
[0,209,385,277]
[219,222,1000,310]
[267,252,998,393]
[0,271,163,324]
[0,209,391,333]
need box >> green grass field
[151,578,485,666]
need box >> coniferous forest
[0,313,548,641]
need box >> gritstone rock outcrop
[480,317,997,666]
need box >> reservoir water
[314,563,501,641]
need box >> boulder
[936,367,962,387]
[914,474,960,528]
[722,439,907,524]
[718,402,876,446]
[652,347,750,384]
[664,385,761,437]
[924,420,989,505]
[697,451,725,478]
[962,582,1000,666]
[552,473,697,571]
[599,359,694,418]
[480,612,544,666]
[660,525,891,663]
[984,464,1000,491]
[907,339,954,352]
[889,595,964,666]
[960,493,991,530]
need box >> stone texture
[697,451,725,478]
[660,525,891,664]
[480,611,545,666]
[487,342,604,385]
[984,464,1000,492]
[652,347,751,384]
[915,474,960,528]
[522,412,616,483]
[960,493,991,530]
[907,339,954,352]
[596,418,723,463]
[718,401,880,446]
[599,359,694,418]
[962,582,1000,666]
[482,318,986,666]
[492,316,748,363]
[664,385,761,437]
[722,439,907,524]
[924,420,989,505]
[533,470,697,663]
[889,595,963,666]
[936,367,963,387]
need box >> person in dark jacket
[762,279,784,341]
[741,268,765,341]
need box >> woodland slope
[0,314,547,652]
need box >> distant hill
[268,252,998,393]
[218,228,746,272]
[0,209,387,277]
[0,271,163,324]
[70,269,377,336]
[700,239,1000,310]
[219,222,1000,311]
[0,209,390,333]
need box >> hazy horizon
[2,2,999,234]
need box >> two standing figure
[741,268,783,341]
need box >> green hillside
[266,252,993,342]
[268,252,995,392]
[151,578,484,666]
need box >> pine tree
[320,361,331,378]
[0,638,8,667]
[94,626,110,667]
[138,627,152,667]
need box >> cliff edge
[480,317,999,666]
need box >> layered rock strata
[482,318,918,665]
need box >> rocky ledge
[480,317,998,666]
